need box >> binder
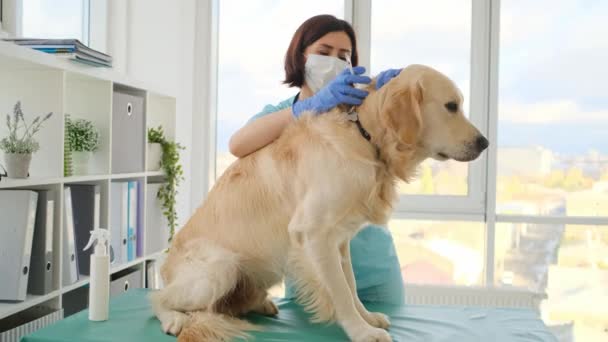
[0,190,38,301]
[111,182,129,264]
[68,184,101,276]
[62,187,79,285]
[136,182,144,258]
[28,191,55,295]
[145,183,170,254]
[127,181,138,261]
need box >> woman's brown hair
[283,14,358,88]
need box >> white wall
[107,0,197,225]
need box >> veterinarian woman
[230,14,405,305]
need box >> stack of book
[2,38,112,67]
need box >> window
[495,223,608,341]
[207,6,608,335]
[215,0,344,177]
[496,0,608,217]
[390,220,484,286]
[21,0,90,45]
[494,2,608,340]
[370,0,472,196]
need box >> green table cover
[22,289,556,341]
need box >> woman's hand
[375,68,402,89]
[292,66,371,117]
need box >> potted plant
[147,126,163,171]
[147,126,184,245]
[0,102,53,178]
[66,117,100,175]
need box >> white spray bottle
[83,228,110,321]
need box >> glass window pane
[216,1,344,177]
[371,0,472,196]
[497,1,608,217]
[495,223,608,341]
[390,220,484,286]
[22,0,87,43]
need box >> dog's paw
[362,311,390,329]
[352,327,392,342]
[159,310,190,336]
[255,298,279,316]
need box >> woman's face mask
[304,54,349,93]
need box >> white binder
[62,187,79,285]
[111,182,129,264]
[145,183,169,254]
[0,190,38,301]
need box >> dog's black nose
[476,136,489,151]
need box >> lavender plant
[0,101,53,154]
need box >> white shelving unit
[0,41,174,338]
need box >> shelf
[111,172,148,180]
[111,256,148,274]
[0,41,176,98]
[62,174,109,184]
[0,40,177,333]
[145,171,164,177]
[62,277,91,294]
[146,250,166,261]
[0,291,60,320]
[0,175,109,188]
[60,254,157,294]
[0,177,62,189]
[0,174,153,188]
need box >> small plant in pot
[66,117,100,175]
[0,102,53,178]
[147,126,163,171]
[147,125,184,245]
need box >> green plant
[66,117,100,152]
[148,126,164,144]
[148,126,184,244]
[0,101,53,154]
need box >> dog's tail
[177,311,259,342]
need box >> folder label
[46,201,54,253]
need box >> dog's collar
[345,106,382,161]
[346,107,371,141]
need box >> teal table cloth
[23,289,556,341]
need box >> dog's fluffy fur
[150,65,487,342]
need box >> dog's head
[376,64,488,163]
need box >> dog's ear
[380,80,423,146]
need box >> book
[2,38,112,67]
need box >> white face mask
[304,54,349,93]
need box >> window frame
[0,0,4,34]
[197,0,608,289]
[351,0,489,218]
[0,0,21,37]
[5,0,104,49]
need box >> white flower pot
[72,151,93,175]
[147,143,162,171]
[4,153,32,178]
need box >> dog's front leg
[304,234,392,342]
[339,242,391,329]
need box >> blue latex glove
[292,66,371,117]
[375,68,402,90]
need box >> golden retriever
[150,64,488,342]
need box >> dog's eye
[445,102,458,113]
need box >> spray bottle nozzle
[84,228,110,255]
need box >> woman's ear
[380,80,424,146]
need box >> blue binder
[127,181,138,261]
